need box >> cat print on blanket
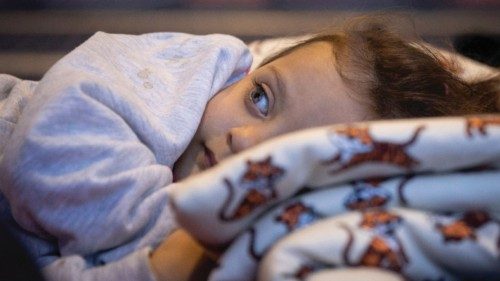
[345,179,392,210]
[343,211,409,273]
[436,210,492,242]
[465,116,500,137]
[360,210,402,235]
[219,156,285,221]
[275,201,323,231]
[359,236,408,272]
[322,125,425,173]
[245,201,323,260]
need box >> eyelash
[249,80,271,117]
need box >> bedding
[169,115,500,281]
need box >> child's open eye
[250,84,270,117]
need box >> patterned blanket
[169,115,500,281]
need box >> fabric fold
[169,115,500,281]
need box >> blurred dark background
[2,0,500,10]
[1,0,499,79]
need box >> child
[0,19,499,281]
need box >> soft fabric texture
[0,32,251,281]
[169,115,500,281]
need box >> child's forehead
[258,41,336,79]
[257,40,336,70]
[250,44,340,112]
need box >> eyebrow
[267,65,287,110]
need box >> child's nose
[227,127,261,154]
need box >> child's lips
[202,143,217,169]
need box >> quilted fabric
[169,115,500,281]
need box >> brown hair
[260,18,500,119]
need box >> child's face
[173,41,372,180]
